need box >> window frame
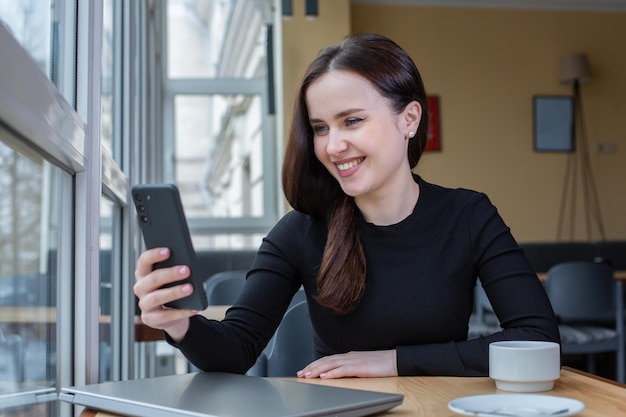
[0,2,286,412]
[160,0,282,237]
[0,14,84,410]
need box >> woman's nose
[326,130,348,155]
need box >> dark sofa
[519,241,626,273]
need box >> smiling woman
[133,33,560,381]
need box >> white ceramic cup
[489,341,561,392]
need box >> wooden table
[0,306,57,323]
[0,305,230,342]
[79,367,626,416]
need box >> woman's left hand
[297,350,398,379]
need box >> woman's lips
[335,157,364,177]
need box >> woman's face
[306,70,419,202]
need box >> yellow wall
[281,0,352,123]
[282,2,626,242]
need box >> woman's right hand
[133,247,199,342]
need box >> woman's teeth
[336,158,363,171]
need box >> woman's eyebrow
[309,108,365,124]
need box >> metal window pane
[0,0,78,107]
[101,0,115,156]
[0,135,60,415]
[174,94,265,220]
[0,15,85,174]
[99,196,123,383]
[161,0,278,249]
[0,0,52,78]
[167,0,266,80]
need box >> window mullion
[74,0,104,386]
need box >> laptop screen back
[60,372,403,417]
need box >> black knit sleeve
[397,193,560,376]
[168,211,310,373]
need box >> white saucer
[448,394,585,417]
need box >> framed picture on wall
[533,95,574,152]
[425,95,441,151]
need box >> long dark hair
[282,33,428,314]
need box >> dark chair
[246,287,308,376]
[263,299,314,377]
[544,261,625,383]
[188,270,247,373]
[203,273,309,376]
[204,270,247,305]
[467,280,501,339]
[287,286,306,308]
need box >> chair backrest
[474,280,494,314]
[204,270,247,305]
[265,300,314,377]
[288,286,306,308]
[545,261,616,323]
[245,287,309,377]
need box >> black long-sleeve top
[172,177,560,376]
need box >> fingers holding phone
[133,247,197,341]
[134,247,171,281]
[134,247,192,305]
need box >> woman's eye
[312,125,328,135]
[346,118,363,127]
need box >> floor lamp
[557,53,606,241]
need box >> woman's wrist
[165,318,190,343]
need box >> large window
[0,1,283,415]
[0,4,85,416]
[0,2,79,416]
[0,0,77,105]
[0,0,52,77]
[0,0,135,413]
[163,0,279,249]
[0,137,62,416]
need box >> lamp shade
[560,53,592,84]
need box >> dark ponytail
[315,195,366,314]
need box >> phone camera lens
[134,193,142,202]
[138,204,145,213]
[140,215,149,223]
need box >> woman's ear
[403,101,422,134]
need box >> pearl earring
[407,131,415,139]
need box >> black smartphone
[131,184,208,311]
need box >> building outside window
[163,0,279,250]
[0,1,282,415]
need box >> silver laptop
[60,372,403,417]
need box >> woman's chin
[338,184,366,199]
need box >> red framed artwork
[425,95,441,151]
